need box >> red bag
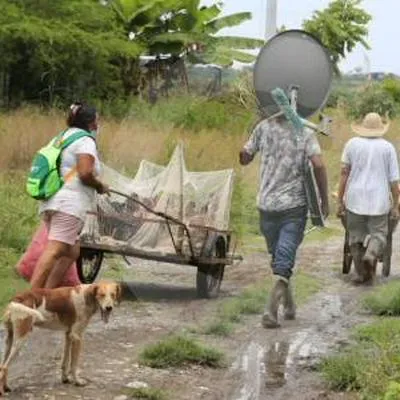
[16,222,80,287]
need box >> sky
[201,0,400,75]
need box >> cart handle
[108,189,195,257]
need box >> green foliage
[364,280,400,316]
[384,382,400,400]
[346,84,397,120]
[0,173,35,312]
[320,351,362,391]
[303,0,371,74]
[1,0,261,107]
[0,0,142,107]
[139,335,225,368]
[0,173,37,252]
[320,318,400,398]
[108,0,264,67]
[382,78,400,104]
[126,95,255,135]
[325,85,356,109]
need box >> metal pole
[265,0,278,40]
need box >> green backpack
[26,129,96,200]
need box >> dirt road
[1,224,395,400]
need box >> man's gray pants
[346,210,388,261]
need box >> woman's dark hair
[67,102,97,131]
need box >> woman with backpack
[30,102,109,289]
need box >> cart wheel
[196,236,226,299]
[342,230,352,274]
[382,232,392,278]
[77,249,104,284]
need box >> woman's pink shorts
[42,211,84,246]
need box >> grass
[139,334,225,369]
[0,173,37,312]
[201,272,322,337]
[303,222,343,243]
[125,387,168,400]
[320,319,400,399]
[321,282,400,399]
[363,280,400,316]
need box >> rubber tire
[342,230,352,274]
[382,232,392,278]
[77,250,104,284]
[196,236,225,299]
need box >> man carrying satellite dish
[239,30,332,328]
[239,114,329,328]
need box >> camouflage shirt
[244,119,321,212]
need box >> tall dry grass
[0,107,250,174]
[1,105,398,208]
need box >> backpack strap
[60,130,96,150]
[59,130,97,183]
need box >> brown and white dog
[0,281,122,395]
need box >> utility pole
[265,0,278,40]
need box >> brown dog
[0,281,122,395]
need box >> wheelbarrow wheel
[342,230,352,274]
[382,231,393,278]
[196,236,226,299]
[77,249,104,284]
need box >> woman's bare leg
[30,241,69,289]
[44,243,80,289]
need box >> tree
[0,0,142,107]
[302,0,371,74]
[109,0,264,67]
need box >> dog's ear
[115,282,123,305]
[85,284,98,304]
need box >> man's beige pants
[346,210,388,262]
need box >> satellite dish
[254,29,333,119]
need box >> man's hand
[239,149,254,166]
[321,200,330,219]
[336,202,345,218]
[390,206,400,221]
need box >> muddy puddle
[230,288,368,400]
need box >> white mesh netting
[80,144,235,257]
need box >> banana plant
[107,0,264,67]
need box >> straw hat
[351,112,390,137]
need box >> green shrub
[139,335,225,368]
[363,280,400,316]
[320,319,400,399]
[382,78,400,103]
[124,95,255,135]
[326,86,356,109]
[0,173,38,251]
[320,351,361,391]
[346,84,397,120]
[384,382,400,400]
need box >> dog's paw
[4,385,11,393]
[73,377,88,387]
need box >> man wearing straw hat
[337,112,400,284]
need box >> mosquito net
[81,144,235,257]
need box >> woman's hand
[96,182,110,195]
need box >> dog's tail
[5,302,44,322]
